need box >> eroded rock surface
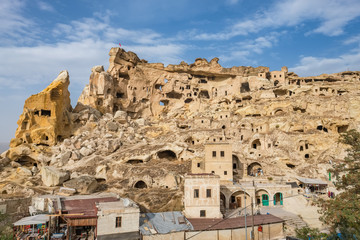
[2,48,360,212]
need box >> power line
[185,193,322,240]
[185,203,252,240]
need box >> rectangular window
[194,189,199,198]
[212,151,216,157]
[115,217,122,228]
[206,189,211,198]
[220,151,225,157]
[224,171,227,175]
[200,210,206,217]
[197,163,201,168]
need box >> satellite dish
[123,198,130,207]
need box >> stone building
[192,143,233,182]
[97,198,140,240]
[184,174,222,218]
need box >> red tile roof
[188,214,284,231]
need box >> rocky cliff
[0,48,359,212]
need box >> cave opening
[134,181,147,189]
[157,150,177,160]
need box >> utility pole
[244,194,247,240]
[251,197,255,240]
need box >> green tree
[0,212,12,240]
[295,226,328,240]
[318,129,360,237]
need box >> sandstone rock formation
[41,166,70,187]
[11,70,72,148]
[2,48,360,212]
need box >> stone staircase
[260,207,307,229]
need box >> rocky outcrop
[11,71,72,148]
[41,166,70,187]
[1,48,360,213]
[63,176,98,194]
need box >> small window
[194,189,199,198]
[206,189,211,198]
[220,151,225,157]
[200,210,206,217]
[224,171,227,175]
[211,171,215,174]
[115,217,122,228]
[197,163,201,168]
[212,151,216,157]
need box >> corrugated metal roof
[54,197,118,218]
[188,214,284,231]
[139,211,193,235]
[13,214,49,226]
[296,177,328,185]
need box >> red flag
[119,43,121,47]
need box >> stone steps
[260,207,308,229]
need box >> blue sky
[0,0,360,143]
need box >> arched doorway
[232,155,243,180]
[134,181,147,189]
[247,162,263,177]
[229,190,250,209]
[251,139,261,150]
[273,192,283,206]
[256,189,269,207]
[220,192,226,213]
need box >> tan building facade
[204,143,233,181]
[184,174,222,218]
[96,199,140,240]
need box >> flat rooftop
[188,214,284,231]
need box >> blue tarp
[139,211,193,235]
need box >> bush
[295,226,328,240]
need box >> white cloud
[37,1,55,12]
[0,0,36,44]
[289,49,360,76]
[344,34,360,45]
[0,15,188,91]
[219,32,282,63]
[226,0,239,5]
[192,0,360,40]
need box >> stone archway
[273,192,283,206]
[247,162,263,177]
[229,190,250,209]
[251,139,261,150]
[256,189,270,207]
[232,155,244,180]
[220,192,226,214]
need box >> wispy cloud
[0,14,188,91]
[344,34,360,45]
[0,0,36,45]
[191,0,360,40]
[225,0,240,5]
[219,32,283,63]
[37,1,55,12]
[290,49,360,76]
